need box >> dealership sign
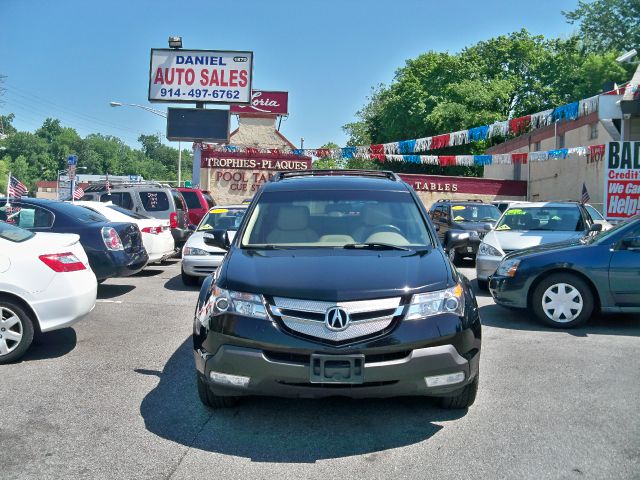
[230,91,289,115]
[399,174,527,197]
[148,49,253,104]
[604,142,640,220]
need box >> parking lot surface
[1,260,638,480]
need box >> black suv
[193,171,481,409]
[428,199,502,265]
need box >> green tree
[0,114,17,136]
[563,0,640,54]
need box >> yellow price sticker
[496,224,511,230]
[210,208,228,214]
[505,209,525,215]
[453,216,465,221]
[452,206,466,211]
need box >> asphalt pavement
[1,259,638,480]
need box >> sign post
[603,141,640,221]
[68,155,78,201]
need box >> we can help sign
[604,142,640,220]
[148,49,253,104]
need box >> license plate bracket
[310,354,365,384]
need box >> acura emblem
[325,307,350,331]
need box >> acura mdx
[192,170,482,409]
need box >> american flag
[581,183,590,204]
[8,175,28,198]
[73,185,85,200]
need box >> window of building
[534,141,541,151]
[557,133,565,149]
[590,123,599,140]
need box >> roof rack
[83,181,171,192]
[436,198,485,203]
[270,170,401,182]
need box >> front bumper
[193,310,481,399]
[182,254,225,277]
[489,274,529,309]
[452,237,481,256]
[196,343,478,398]
[475,254,503,281]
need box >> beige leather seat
[353,204,393,242]
[266,206,318,244]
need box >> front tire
[438,375,479,409]
[196,375,240,409]
[0,301,35,364]
[532,273,594,328]
[181,267,199,286]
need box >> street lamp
[110,101,183,187]
[168,36,183,49]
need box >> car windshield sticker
[496,224,511,230]
[452,206,466,210]
[198,224,213,230]
[454,216,465,221]
[505,208,525,215]
[210,208,228,214]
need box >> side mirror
[484,223,494,231]
[589,223,603,233]
[203,229,230,250]
[622,236,640,251]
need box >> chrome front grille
[269,296,403,342]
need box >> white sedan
[0,221,97,363]
[181,205,247,285]
[72,201,175,264]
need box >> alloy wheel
[541,283,584,323]
[0,306,24,356]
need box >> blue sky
[0,0,580,150]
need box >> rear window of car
[0,221,34,242]
[56,202,109,223]
[139,191,170,211]
[180,190,201,209]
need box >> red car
[177,188,216,225]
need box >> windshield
[495,206,584,232]
[0,221,35,242]
[585,204,604,221]
[241,190,433,248]
[197,207,246,232]
[451,204,501,222]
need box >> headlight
[478,242,502,257]
[496,259,520,277]
[183,247,209,256]
[406,283,465,320]
[197,286,267,327]
[469,230,479,238]
[452,232,470,240]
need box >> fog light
[209,371,250,388]
[425,372,465,387]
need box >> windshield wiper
[243,244,294,250]
[343,242,411,251]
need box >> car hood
[185,230,238,252]
[503,238,586,259]
[222,247,451,302]
[484,230,585,252]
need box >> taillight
[39,252,86,272]
[101,227,124,251]
[141,226,162,235]
[170,212,178,229]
